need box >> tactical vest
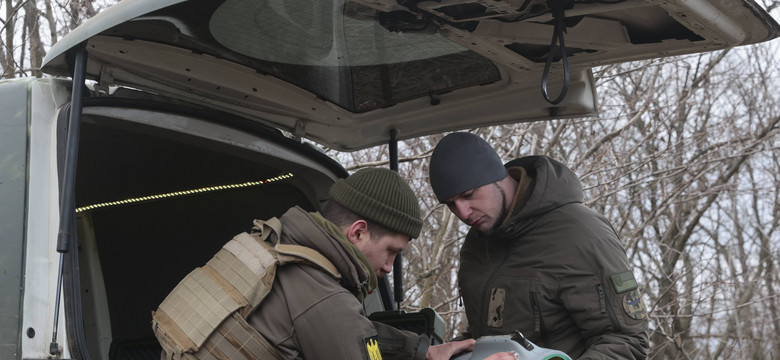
[152,217,341,360]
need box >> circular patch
[622,289,647,320]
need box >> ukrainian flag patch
[364,335,383,360]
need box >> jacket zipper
[596,283,622,332]
[479,239,511,334]
[530,292,548,347]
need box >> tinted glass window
[209,0,501,112]
[108,0,501,112]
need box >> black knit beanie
[429,132,508,203]
[328,168,423,239]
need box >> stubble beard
[480,183,509,235]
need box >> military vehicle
[1,0,778,359]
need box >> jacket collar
[278,206,376,302]
[501,166,535,227]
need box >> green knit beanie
[328,168,423,239]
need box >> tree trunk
[3,0,18,78]
[23,0,44,77]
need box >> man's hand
[425,339,475,360]
[426,340,518,360]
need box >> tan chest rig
[151,218,341,360]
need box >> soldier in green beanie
[155,167,516,360]
[253,168,517,360]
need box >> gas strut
[51,45,87,357]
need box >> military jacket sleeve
[289,290,387,359]
[372,321,429,360]
[250,263,428,360]
[545,209,650,359]
[290,289,428,360]
[557,266,649,360]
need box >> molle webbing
[152,217,340,360]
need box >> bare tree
[23,0,44,77]
[330,35,780,359]
[0,0,111,79]
[2,0,21,77]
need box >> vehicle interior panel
[74,119,317,359]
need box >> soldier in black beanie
[429,132,650,359]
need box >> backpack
[151,217,341,360]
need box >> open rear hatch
[42,0,780,151]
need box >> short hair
[321,200,396,240]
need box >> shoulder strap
[275,243,341,280]
[253,217,341,280]
[252,217,283,244]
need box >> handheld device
[451,331,571,360]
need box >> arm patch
[364,335,383,360]
[623,289,648,320]
[610,271,638,293]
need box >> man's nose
[381,255,396,274]
[454,200,471,220]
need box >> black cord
[541,0,572,105]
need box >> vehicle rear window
[106,0,501,113]
[208,0,500,112]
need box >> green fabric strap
[310,212,378,302]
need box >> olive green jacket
[247,206,428,360]
[458,156,649,359]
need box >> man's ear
[345,220,369,246]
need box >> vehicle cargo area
[71,109,326,359]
